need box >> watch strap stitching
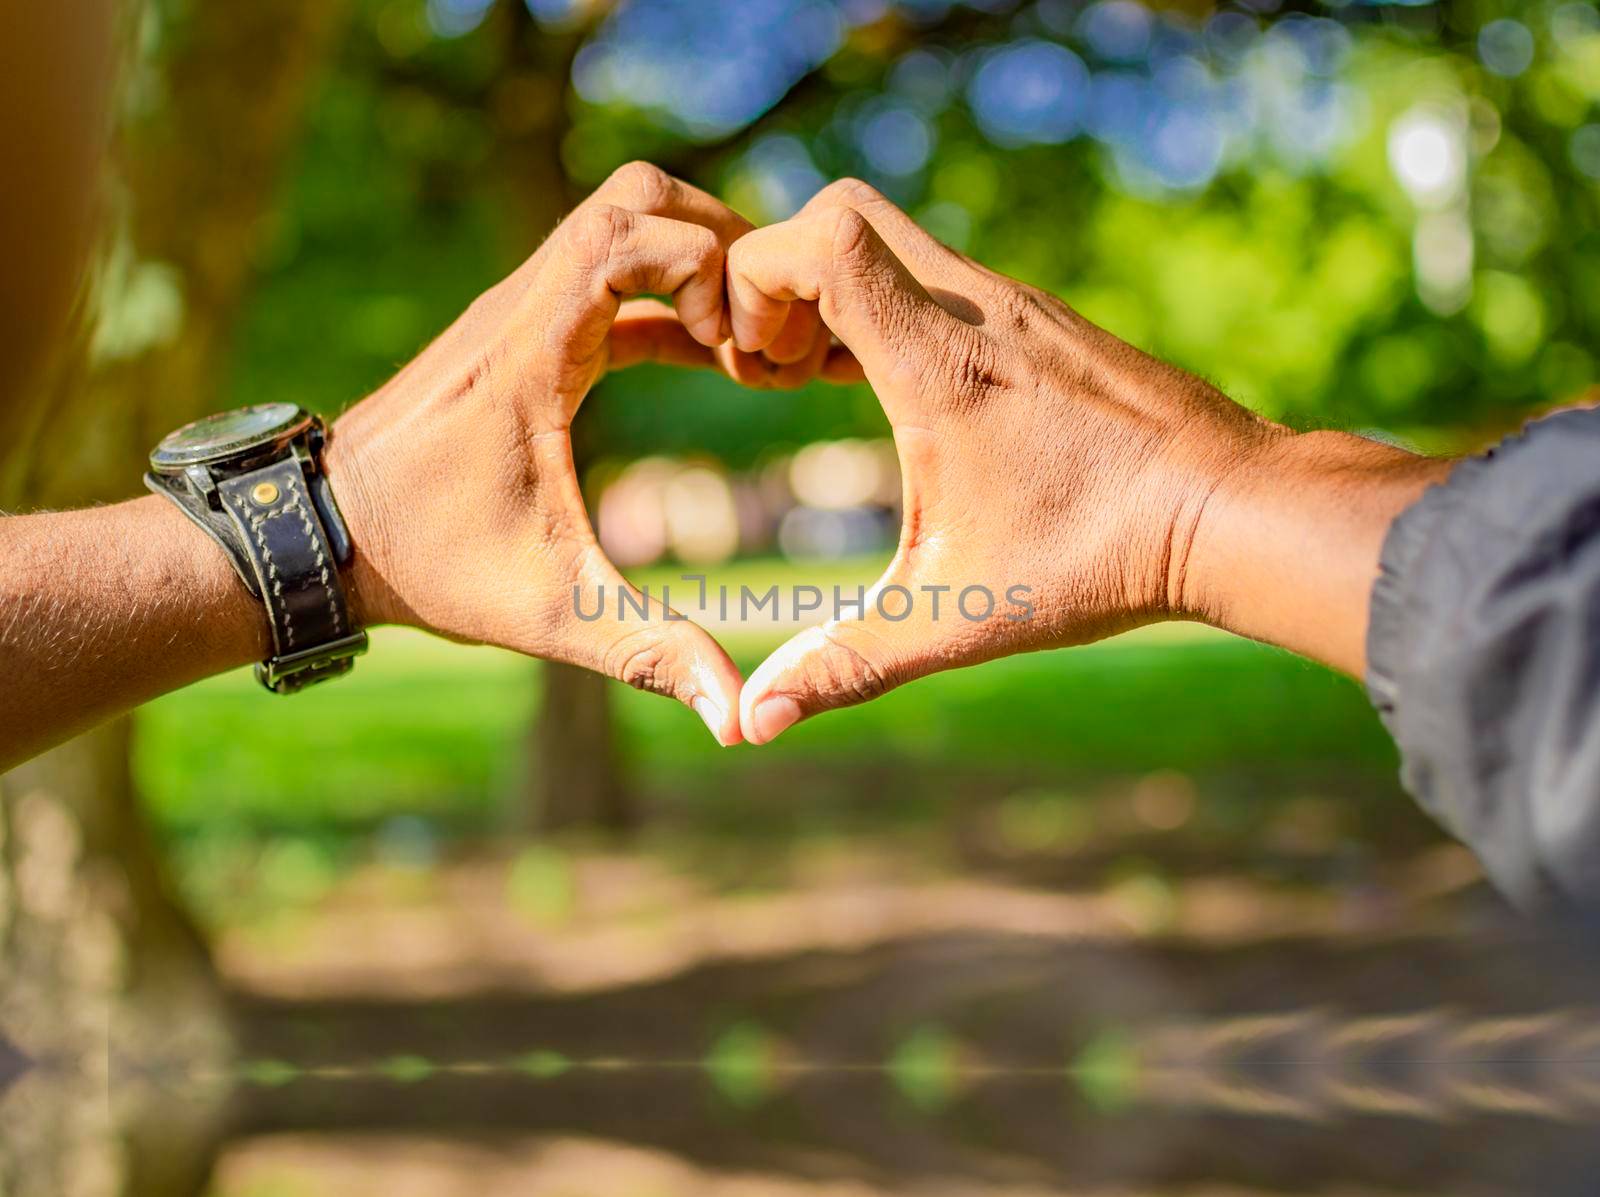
[228,490,345,647]
[230,492,292,648]
[217,460,356,677]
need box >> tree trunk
[531,663,635,831]
[482,0,635,834]
[0,2,346,1194]
[0,0,346,508]
[0,723,225,1197]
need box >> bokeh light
[789,439,898,510]
[1414,209,1475,315]
[741,134,827,219]
[856,100,936,177]
[1478,18,1535,79]
[1388,106,1468,209]
[967,40,1091,146]
[426,0,494,38]
[574,0,844,138]
[1571,123,1600,179]
[888,47,956,112]
[1079,1,1153,64]
[663,466,740,563]
[597,457,674,567]
[592,440,901,568]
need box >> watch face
[150,403,311,470]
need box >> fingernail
[694,695,730,746]
[751,695,802,745]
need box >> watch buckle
[256,631,370,694]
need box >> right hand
[725,180,1292,744]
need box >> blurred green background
[6,3,1599,1194]
[113,0,1600,934]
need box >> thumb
[738,584,931,745]
[564,554,746,747]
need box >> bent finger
[714,320,840,390]
[821,341,866,383]
[609,299,718,371]
[797,176,973,288]
[592,160,754,249]
[544,205,728,376]
[762,298,824,365]
[727,207,966,379]
[561,548,746,747]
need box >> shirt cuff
[1365,409,1600,913]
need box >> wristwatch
[145,402,368,693]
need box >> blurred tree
[225,0,642,831]
[228,0,1600,452]
[221,0,1600,839]
[573,0,1598,446]
[487,0,636,832]
[529,0,1600,828]
[0,2,344,1194]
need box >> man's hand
[323,163,834,747]
[1,163,852,768]
[725,180,1448,744]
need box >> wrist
[1154,395,1294,626]
[1165,419,1293,625]
[1178,427,1453,674]
[320,408,400,631]
[149,494,272,660]
[109,496,270,674]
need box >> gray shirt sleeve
[1366,408,1600,913]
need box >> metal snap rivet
[251,482,280,506]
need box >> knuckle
[827,208,878,274]
[724,238,752,287]
[688,222,722,266]
[993,283,1041,334]
[606,633,676,697]
[814,627,895,707]
[726,234,772,295]
[943,330,1011,406]
[573,201,630,260]
[820,176,884,209]
[604,160,676,212]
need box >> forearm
[1181,429,1454,676]
[0,494,265,769]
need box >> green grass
[133,556,1398,839]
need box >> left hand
[325,163,845,746]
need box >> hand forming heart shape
[326,162,835,748]
[325,162,1407,752]
[721,178,1287,744]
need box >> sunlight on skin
[0,164,848,767]
[724,180,1450,745]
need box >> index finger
[591,161,755,249]
[796,177,974,290]
[725,206,963,372]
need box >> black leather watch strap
[216,457,367,693]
